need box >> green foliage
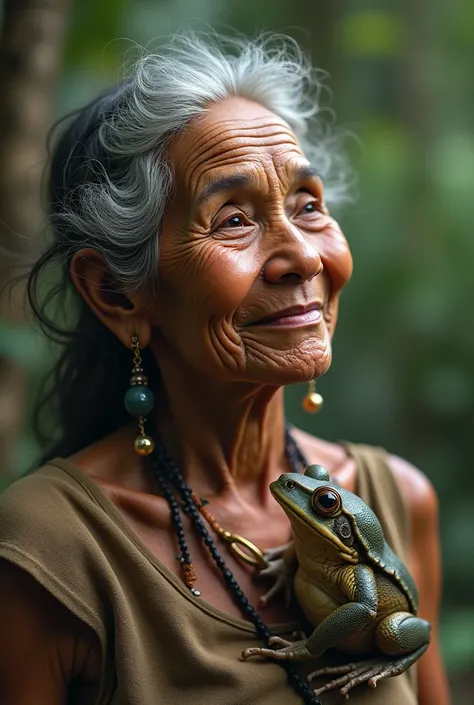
[337,12,404,57]
[2,0,473,684]
[441,609,474,673]
[0,322,47,370]
[63,0,128,71]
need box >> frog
[242,465,431,700]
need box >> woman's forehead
[168,96,307,200]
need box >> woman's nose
[263,224,323,285]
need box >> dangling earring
[302,379,323,413]
[124,334,155,455]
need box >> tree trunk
[0,0,71,477]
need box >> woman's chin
[244,340,332,387]
[283,355,332,387]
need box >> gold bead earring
[302,379,324,413]
[124,335,156,455]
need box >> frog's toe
[366,664,397,688]
[268,636,293,648]
[312,644,430,697]
[241,646,276,660]
[367,643,428,685]
[263,643,310,660]
[259,575,289,605]
[339,664,383,697]
[242,638,311,661]
[308,662,359,680]
[276,649,309,660]
[309,659,399,698]
[259,560,294,606]
[263,542,293,562]
[311,665,369,696]
[241,641,299,660]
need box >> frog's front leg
[258,542,297,606]
[242,564,378,662]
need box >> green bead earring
[125,335,155,455]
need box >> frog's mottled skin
[242,465,431,699]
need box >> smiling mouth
[249,303,323,328]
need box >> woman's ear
[70,248,152,348]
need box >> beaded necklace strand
[147,424,322,705]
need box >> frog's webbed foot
[242,636,312,661]
[262,542,293,562]
[308,644,428,699]
[259,559,293,606]
[258,542,295,606]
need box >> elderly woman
[0,34,448,705]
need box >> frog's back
[374,570,411,618]
[379,542,418,612]
[335,481,418,614]
[342,442,419,614]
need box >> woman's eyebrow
[197,174,253,205]
[293,165,320,182]
[196,165,320,206]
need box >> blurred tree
[0,0,472,692]
[0,0,71,476]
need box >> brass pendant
[303,380,323,413]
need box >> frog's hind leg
[375,610,431,656]
[367,611,430,687]
[308,612,430,698]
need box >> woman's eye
[212,209,252,236]
[224,215,245,228]
[298,201,319,215]
[222,215,246,228]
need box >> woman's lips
[249,303,323,329]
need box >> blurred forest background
[0,0,473,701]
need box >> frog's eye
[285,480,296,489]
[312,486,342,516]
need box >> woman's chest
[69,457,416,705]
[84,447,360,623]
[71,598,416,705]
[96,478,304,623]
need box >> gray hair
[52,32,351,293]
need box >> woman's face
[148,96,353,386]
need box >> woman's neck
[154,358,288,505]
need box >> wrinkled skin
[146,97,352,389]
[0,96,449,705]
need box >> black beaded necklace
[147,424,322,705]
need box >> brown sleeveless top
[0,443,417,704]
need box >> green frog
[242,465,431,700]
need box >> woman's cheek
[318,222,353,293]
[196,244,259,314]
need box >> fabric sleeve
[0,468,118,702]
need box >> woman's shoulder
[0,461,96,568]
[0,467,104,702]
[0,462,73,519]
[0,458,103,524]
[0,460,114,643]
[290,426,437,524]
